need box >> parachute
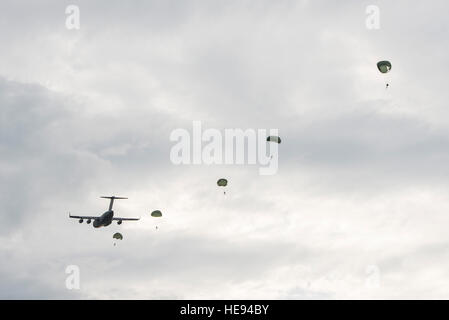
[217,178,228,195]
[377,61,392,88]
[377,61,392,74]
[151,210,162,230]
[113,232,123,240]
[113,232,123,246]
[151,210,162,218]
[267,136,281,159]
[217,178,228,187]
[266,136,281,144]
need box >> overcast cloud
[1,0,449,299]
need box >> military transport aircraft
[69,196,140,228]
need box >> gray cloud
[1,0,449,299]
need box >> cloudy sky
[1,0,449,299]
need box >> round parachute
[267,136,281,144]
[377,61,392,74]
[113,232,123,240]
[217,178,228,195]
[217,178,228,187]
[151,210,163,218]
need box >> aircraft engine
[79,219,83,223]
[117,220,122,225]
[93,219,101,228]
[87,219,91,224]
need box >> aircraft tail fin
[100,196,128,211]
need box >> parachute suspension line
[384,72,390,90]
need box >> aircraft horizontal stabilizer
[100,196,128,200]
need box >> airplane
[69,196,140,228]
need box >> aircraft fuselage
[93,210,114,228]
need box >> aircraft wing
[112,217,140,221]
[69,214,99,220]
